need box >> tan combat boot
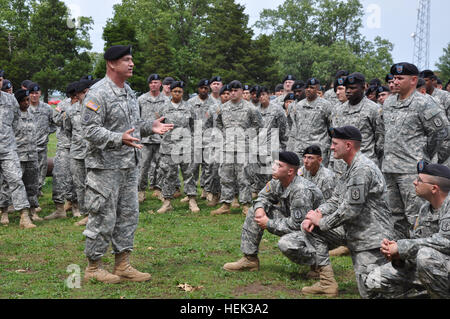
[157,199,173,214]
[35,206,42,213]
[72,202,82,218]
[151,189,161,199]
[84,258,121,284]
[180,196,189,203]
[301,265,339,297]
[206,193,219,207]
[329,246,351,257]
[138,191,146,204]
[200,189,207,199]
[64,201,73,212]
[242,204,250,216]
[305,265,320,279]
[44,203,67,220]
[30,207,43,221]
[188,197,200,213]
[231,197,240,209]
[223,255,260,272]
[19,209,36,229]
[7,205,14,213]
[113,251,151,282]
[1,208,9,226]
[75,216,89,226]
[211,203,231,216]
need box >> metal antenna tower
[411,0,431,70]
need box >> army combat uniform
[298,164,336,201]
[382,92,450,238]
[323,88,340,106]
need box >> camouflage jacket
[0,91,19,159]
[138,92,169,144]
[382,92,450,174]
[187,95,217,149]
[254,176,323,236]
[288,96,332,155]
[65,101,87,160]
[318,151,395,252]
[158,100,195,155]
[255,102,289,152]
[323,88,340,106]
[81,76,154,169]
[53,98,71,149]
[397,195,450,260]
[431,88,450,121]
[15,108,38,162]
[28,100,57,151]
[298,164,336,200]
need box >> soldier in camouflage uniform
[365,161,450,299]
[137,74,168,203]
[287,78,332,167]
[81,45,173,284]
[0,83,34,229]
[301,126,395,298]
[209,76,223,104]
[420,70,450,121]
[323,70,349,106]
[157,80,200,214]
[329,73,384,176]
[28,83,57,196]
[211,80,264,216]
[223,151,323,272]
[272,75,296,108]
[382,63,450,240]
[182,79,218,204]
[247,87,288,197]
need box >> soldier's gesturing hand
[122,128,143,149]
[152,117,174,135]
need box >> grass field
[0,134,360,299]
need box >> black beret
[344,72,365,86]
[292,80,305,91]
[229,80,243,89]
[417,160,450,180]
[250,85,260,93]
[306,78,320,86]
[437,78,442,84]
[163,77,175,85]
[14,89,29,103]
[27,82,40,92]
[147,74,161,83]
[328,126,362,142]
[390,63,419,76]
[259,86,269,94]
[0,70,4,78]
[335,76,346,87]
[303,144,322,157]
[66,82,78,97]
[279,151,300,167]
[335,70,349,78]
[385,73,394,82]
[377,86,390,94]
[243,84,250,91]
[210,76,222,83]
[220,84,230,95]
[284,93,295,101]
[417,78,426,88]
[80,75,94,81]
[275,84,284,92]
[419,70,435,79]
[2,79,12,90]
[283,75,296,83]
[369,78,382,87]
[170,81,185,91]
[21,80,33,89]
[197,78,210,88]
[366,85,378,96]
[104,45,132,61]
[76,79,92,93]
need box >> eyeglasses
[416,176,435,185]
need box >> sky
[63,0,450,70]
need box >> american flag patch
[86,100,100,112]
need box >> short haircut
[427,176,450,193]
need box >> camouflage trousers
[52,147,75,204]
[384,173,425,239]
[187,148,221,195]
[159,154,196,199]
[138,143,161,191]
[83,167,140,260]
[245,162,272,194]
[219,153,251,204]
[37,146,48,192]
[70,158,86,215]
[300,227,388,299]
[0,159,37,209]
[416,247,450,298]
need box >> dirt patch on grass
[232,281,300,298]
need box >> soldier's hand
[302,219,315,233]
[152,117,174,135]
[122,128,143,149]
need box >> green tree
[436,43,450,81]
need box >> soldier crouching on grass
[222,151,323,275]
[81,45,174,284]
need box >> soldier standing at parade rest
[376,86,391,105]
[385,73,396,93]
[365,161,450,298]
[222,151,323,274]
[420,70,450,121]
[273,75,296,107]
[324,70,349,106]
[162,77,174,99]
[301,126,395,298]
[209,76,223,104]
[81,45,173,284]
[382,62,450,239]
[242,84,251,102]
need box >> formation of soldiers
[1,45,450,298]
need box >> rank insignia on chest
[86,100,100,112]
